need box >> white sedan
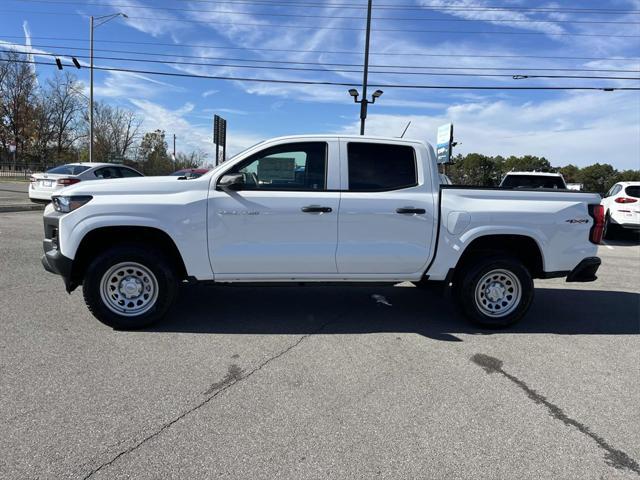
[601,181,640,238]
[29,163,143,203]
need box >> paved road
[0,181,43,212]
[1,211,639,479]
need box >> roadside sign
[213,115,227,165]
[436,123,453,164]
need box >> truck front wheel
[82,245,177,329]
[456,256,533,328]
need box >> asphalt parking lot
[1,211,639,479]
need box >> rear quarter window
[624,186,640,198]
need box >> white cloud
[93,70,178,99]
[417,0,566,36]
[339,91,640,169]
[202,89,219,98]
[103,0,186,37]
[130,99,265,160]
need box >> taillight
[56,178,81,186]
[588,204,604,244]
[615,197,637,203]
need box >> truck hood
[58,176,209,196]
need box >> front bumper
[566,257,601,283]
[42,211,76,292]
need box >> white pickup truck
[41,135,604,329]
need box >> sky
[0,0,639,169]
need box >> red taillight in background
[588,204,605,244]
[615,197,638,204]
[56,178,81,186]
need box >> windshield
[46,165,91,175]
[501,175,566,189]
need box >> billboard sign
[436,123,453,164]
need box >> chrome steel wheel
[99,262,159,317]
[474,269,522,318]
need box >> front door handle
[396,207,426,214]
[301,205,333,213]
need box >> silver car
[29,163,143,203]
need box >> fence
[0,163,45,179]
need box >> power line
[1,35,637,62]
[11,0,640,24]
[123,0,640,15]
[5,43,639,73]
[2,10,640,37]
[4,48,639,80]
[2,57,639,91]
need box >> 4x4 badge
[566,219,589,224]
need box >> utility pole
[173,134,176,168]
[360,0,373,135]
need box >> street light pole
[88,12,127,163]
[89,15,94,163]
[360,0,373,135]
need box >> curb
[0,204,46,213]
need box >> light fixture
[372,89,383,98]
[72,57,81,69]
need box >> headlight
[52,195,93,213]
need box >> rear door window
[94,167,122,179]
[347,143,417,191]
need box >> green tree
[578,163,617,194]
[448,153,502,186]
[502,155,552,174]
[614,169,640,183]
[558,164,581,184]
[138,130,172,175]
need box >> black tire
[454,255,533,328]
[603,212,618,240]
[82,244,177,329]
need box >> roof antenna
[399,121,411,138]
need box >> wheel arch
[70,226,188,287]
[454,234,544,279]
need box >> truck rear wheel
[82,245,177,329]
[455,256,533,328]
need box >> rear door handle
[301,205,333,213]
[396,207,426,214]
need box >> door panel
[208,140,340,276]
[336,140,436,274]
[209,191,339,274]
[337,190,435,274]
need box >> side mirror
[218,173,245,191]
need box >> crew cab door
[336,140,436,274]
[208,140,340,277]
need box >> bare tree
[84,101,140,162]
[47,71,83,161]
[29,92,57,166]
[0,51,38,166]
